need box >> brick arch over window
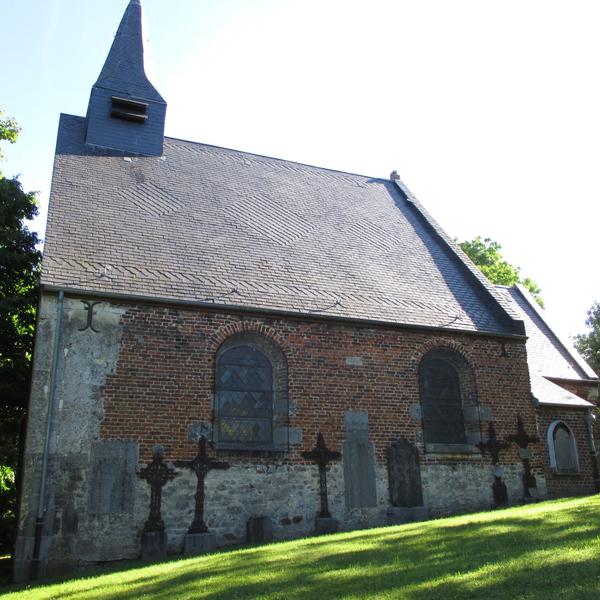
[215,331,288,451]
[411,338,478,371]
[209,321,290,355]
[547,420,580,474]
[418,347,479,448]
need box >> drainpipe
[32,290,64,577]
[584,409,600,493]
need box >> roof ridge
[392,178,526,337]
[163,135,387,182]
[510,284,598,380]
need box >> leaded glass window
[216,345,273,447]
[420,357,466,444]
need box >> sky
[2,0,599,342]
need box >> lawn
[3,495,600,599]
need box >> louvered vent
[110,96,148,122]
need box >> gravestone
[302,432,342,534]
[343,411,377,509]
[386,437,428,524]
[247,516,273,544]
[175,437,229,556]
[387,437,423,507]
[138,446,178,560]
[88,440,137,515]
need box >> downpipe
[32,290,64,577]
[585,409,600,493]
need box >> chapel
[15,0,599,580]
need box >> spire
[95,0,163,102]
[85,0,167,156]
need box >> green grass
[3,495,600,599]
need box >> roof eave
[545,375,600,386]
[533,399,594,409]
[41,283,528,341]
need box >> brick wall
[100,302,539,476]
[22,295,599,578]
[546,377,599,402]
[536,406,598,498]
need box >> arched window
[547,421,579,474]
[419,349,477,447]
[215,333,288,450]
[217,345,273,446]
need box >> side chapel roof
[495,284,598,380]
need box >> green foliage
[0,465,16,558]
[574,301,600,376]
[4,496,600,599]
[0,110,20,166]
[459,236,545,308]
[0,110,41,555]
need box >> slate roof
[94,0,163,102]
[495,285,598,380]
[530,374,593,408]
[42,113,524,336]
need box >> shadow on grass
[107,557,600,600]
[6,496,600,599]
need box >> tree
[458,236,544,308]
[574,302,600,376]
[0,110,20,164]
[0,110,41,554]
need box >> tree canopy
[458,236,544,308]
[574,302,600,377]
[0,109,41,554]
[0,110,20,165]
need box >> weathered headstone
[386,437,428,524]
[247,516,273,544]
[174,436,229,555]
[302,432,342,534]
[343,411,377,509]
[138,446,178,560]
[89,440,137,515]
[387,437,423,508]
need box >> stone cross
[507,416,539,498]
[174,437,229,534]
[138,446,178,533]
[477,423,510,507]
[301,432,341,518]
[477,422,509,465]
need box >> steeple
[85,0,166,156]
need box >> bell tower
[85,0,166,156]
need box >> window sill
[551,468,581,477]
[215,443,287,457]
[425,443,481,454]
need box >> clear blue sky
[3,0,599,341]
